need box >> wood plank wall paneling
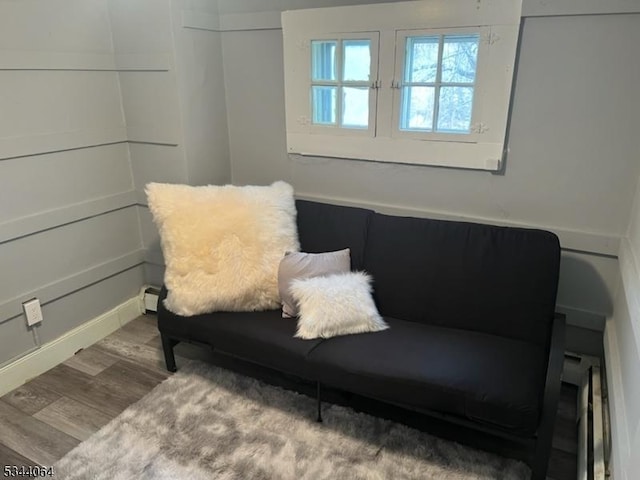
[0,71,125,145]
[115,0,231,284]
[0,250,145,325]
[0,192,137,244]
[0,0,225,368]
[0,0,147,366]
[109,0,187,294]
[1,208,141,306]
[0,143,134,221]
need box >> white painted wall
[172,0,230,187]
[0,0,232,367]
[219,3,640,346]
[223,12,639,244]
[217,3,640,468]
[0,0,144,366]
[2,4,635,462]
[606,176,640,480]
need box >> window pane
[405,36,439,83]
[343,40,371,82]
[311,41,337,81]
[342,87,369,128]
[312,86,336,124]
[441,35,479,83]
[400,86,434,131]
[437,86,474,133]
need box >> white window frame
[392,27,487,142]
[306,32,380,138]
[282,0,522,171]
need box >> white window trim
[306,32,380,138]
[391,27,486,142]
[282,0,522,171]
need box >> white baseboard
[0,297,142,397]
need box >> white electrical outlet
[22,298,43,326]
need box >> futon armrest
[530,312,566,478]
[540,312,566,427]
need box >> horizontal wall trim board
[557,304,606,331]
[182,10,221,31]
[0,250,145,324]
[0,128,127,161]
[296,193,621,256]
[136,193,621,255]
[127,140,180,147]
[0,141,128,162]
[211,5,640,33]
[0,51,171,72]
[0,297,141,397]
[522,0,640,17]
[0,191,138,244]
[219,11,282,31]
[126,126,180,147]
[560,248,618,260]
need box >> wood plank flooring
[0,315,578,479]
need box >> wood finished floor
[0,315,578,479]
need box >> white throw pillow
[278,249,351,318]
[290,272,388,339]
[146,181,299,316]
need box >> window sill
[286,132,503,171]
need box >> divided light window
[311,40,369,128]
[309,31,479,137]
[310,34,378,133]
[282,0,522,170]
[398,33,479,134]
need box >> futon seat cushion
[158,289,323,377]
[306,317,547,435]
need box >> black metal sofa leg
[316,381,323,423]
[161,333,177,372]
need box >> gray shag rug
[47,361,530,479]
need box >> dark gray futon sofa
[158,199,565,480]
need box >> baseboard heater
[565,352,609,480]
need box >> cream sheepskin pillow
[290,272,388,339]
[146,181,300,316]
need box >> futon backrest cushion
[295,200,374,270]
[363,213,561,347]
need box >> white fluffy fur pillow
[146,181,299,316]
[290,272,388,339]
